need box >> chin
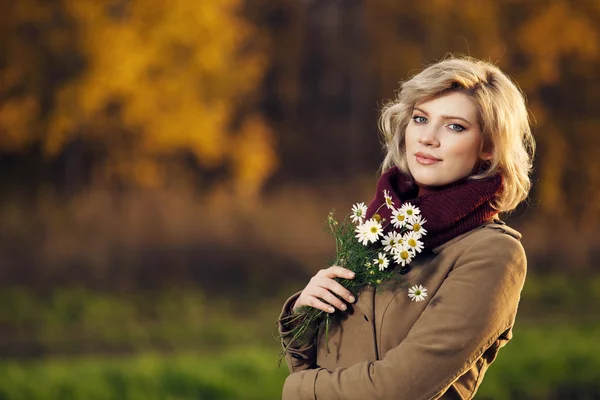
[410,171,460,188]
[408,169,445,187]
[409,164,471,188]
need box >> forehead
[414,91,478,120]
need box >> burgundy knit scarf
[365,167,503,250]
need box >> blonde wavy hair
[379,55,535,213]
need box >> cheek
[404,127,417,149]
[448,137,482,160]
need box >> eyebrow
[412,107,472,125]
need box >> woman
[278,56,535,399]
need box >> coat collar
[430,218,522,254]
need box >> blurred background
[0,0,599,399]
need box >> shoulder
[465,220,523,249]
[435,219,524,254]
[434,220,526,275]
[464,223,525,259]
[452,221,527,280]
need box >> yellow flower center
[400,251,409,260]
[369,270,375,275]
[408,239,416,247]
[378,259,384,265]
[370,226,378,234]
[373,214,382,222]
[386,198,393,205]
[407,209,413,215]
[413,224,421,232]
[415,289,421,295]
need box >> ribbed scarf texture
[366,167,503,250]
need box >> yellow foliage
[0,0,53,152]
[46,0,275,192]
[517,1,598,85]
[0,94,39,152]
[231,115,279,197]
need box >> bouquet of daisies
[278,190,427,358]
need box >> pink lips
[415,152,441,165]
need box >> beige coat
[279,219,527,400]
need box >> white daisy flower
[381,232,402,253]
[383,190,395,210]
[400,203,420,220]
[374,252,389,271]
[404,231,424,254]
[354,218,383,245]
[391,209,408,229]
[363,219,384,243]
[355,224,370,246]
[351,202,368,224]
[408,285,428,302]
[407,215,427,238]
[391,237,405,253]
[393,244,414,267]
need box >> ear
[479,150,494,161]
[478,139,494,161]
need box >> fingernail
[349,272,355,278]
[348,296,355,303]
[328,307,334,313]
[340,304,347,311]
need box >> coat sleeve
[279,291,319,373]
[282,231,527,400]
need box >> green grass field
[0,347,289,400]
[1,274,599,399]
[0,323,599,400]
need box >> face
[404,91,492,188]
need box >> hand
[293,266,356,313]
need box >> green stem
[325,314,331,354]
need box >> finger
[322,265,355,279]
[313,287,347,311]
[320,279,355,303]
[307,296,336,313]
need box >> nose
[418,125,440,147]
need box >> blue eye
[448,124,465,132]
[412,116,427,124]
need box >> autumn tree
[0,0,277,196]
